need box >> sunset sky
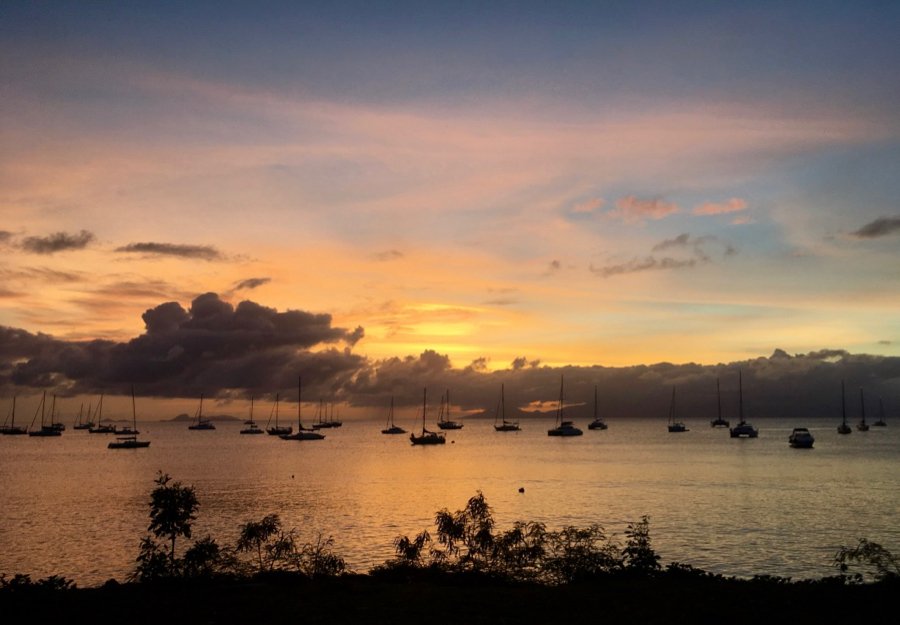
[2,1,900,413]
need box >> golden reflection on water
[1,417,898,585]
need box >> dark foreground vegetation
[3,472,898,625]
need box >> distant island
[167,413,240,422]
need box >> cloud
[651,233,691,252]
[607,196,679,224]
[594,233,735,278]
[0,293,364,399]
[20,230,95,254]
[115,242,223,260]
[692,197,748,216]
[234,277,271,291]
[590,256,697,278]
[570,198,605,215]
[373,250,404,261]
[0,231,13,245]
[851,216,900,239]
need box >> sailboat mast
[860,388,865,424]
[422,388,427,434]
[841,381,846,425]
[716,378,722,421]
[556,376,564,425]
[131,385,137,429]
[298,376,302,429]
[502,384,506,421]
[738,370,744,424]
[593,384,598,420]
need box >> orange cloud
[693,197,748,216]
[608,196,679,224]
[570,198,605,214]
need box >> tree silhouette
[147,472,198,564]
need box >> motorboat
[788,427,814,449]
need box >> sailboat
[312,400,343,429]
[436,390,463,429]
[187,394,216,430]
[857,388,870,431]
[1,396,28,435]
[837,381,852,434]
[667,387,688,432]
[240,397,264,434]
[381,397,406,434]
[548,376,583,436]
[265,393,292,436]
[729,371,758,438]
[410,388,446,445]
[72,402,94,430]
[280,377,325,440]
[109,387,150,449]
[28,392,61,437]
[587,385,608,431]
[873,398,887,427]
[494,384,521,432]
[88,395,116,433]
[48,395,66,432]
[709,378,730,427]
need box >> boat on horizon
[788,427,815,449]
[88,395,116,434]
[857,388,870,431]
[873,397,887,427]
[187,394,216,430]
[312,400,342,429]
[381,396,406,434]
[108,387,150,449]
[265,393,292,436]
[587,384,608,431]
[28,392,62,437]
[729,371,758,439]
[410,388,446,445]
[436,390,463,430]
[280,377,325,440]
[494,384,521,432]
[240,397,264,434]
[710,378,730,428]
[1,396,28,435]
[837,381,852,434]
[72,402,94,430]
[667,386,688,433]
[548,376,582,437]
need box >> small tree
[295,534,346,578]
[834,539,899,583]
[147,472,199,565]
[623,515,660,574]
[237,514,282,573]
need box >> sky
[2,1,900,416]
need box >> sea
[1,415,898,587]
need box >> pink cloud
[692,197,748,216]
[608,196,679,224]
[571,198,605,214]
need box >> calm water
[1,416,898,586]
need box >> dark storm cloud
[234,277,271,291]
[20,230,94,254]
[852,216,900,238]
[115,242,223,260]
[0,293,365,399]
[3,296,900,419]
